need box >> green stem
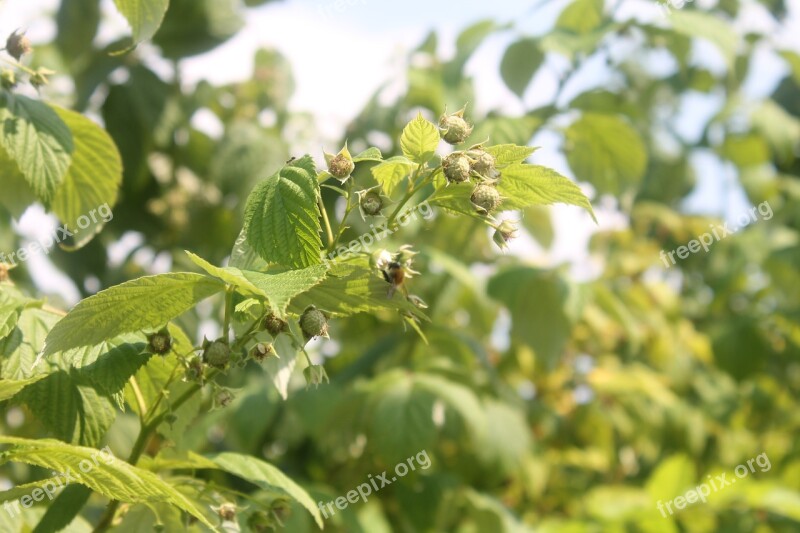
[318,197,335,250]
[329,181,356,252]
[386,166,428,228]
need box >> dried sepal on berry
[6,30,32,61]
[303,364,329,388]
[29,67,55,89]
[214,388,235,409]
[439,106,473,145]
[356,185,389,219]
[324,143,355,182]
[146,327,173,355]
[251,342,276,363]
[493,219,519,250]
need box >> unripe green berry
[472,151,497,177]
[1,68,16,90]
[443,153,471,184]
[329,154,355,179]
[300,306,328,339]
[263,313,288,337]
[203,340,231,369]
[439,114,473,145]
[360,191,383,216]
[147,328,172,355]
[470,184,502,214]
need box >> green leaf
[557,0,605,34]
[669,10,738,68]
[243,155,323,269]
[751,100,800,165]
[50,107,122,250]
[501,38,544,97]
[470,115,542,146]
[565,113,648,194]
[780,50,800,84]
[400,114,440,165]
[646,454,696,503]
[184,250,266,298]
[0,436,215,529]
[486,144,538,167]
[263,334,299,400]
[41,273,225,357]
[0,289,27,340]
[206,452,324,527]
[371,156,415,197]
[113,0,170,47]
[497,164,596,221]
[241,264,328,318]
[0,93,74,204]
[353,147,384,162]
[719,134,770,168]
[487,268,572,370]
[0,375,46,402]
[288,259,427,320]
[0,307,60,380]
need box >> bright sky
[1,0,799,304]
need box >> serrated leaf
[400,114,440,164]
[113,0,170,47]
[0,308,60,380]
[0,93,74,204]
[485,144,538,167]
[41,273,225,358]
[241,264,328,318]
[498,164,596,221]
[243,155,323,269]
[371,156,415,197]
[0,289,26,340]
[353,147,383,162]
[565,113,647,194]
[288,259,427,320]
[501,38,544,97]
[50,107,122,250]
[429,183,483,219]
[0,375,45,402]
[0,436,215,529]
[203,452,324,527]
[184,250,266,298]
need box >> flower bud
[299,306,329,339]
[442,153,471,184]
[247,511,272,532]
[263,313,288,337]
[202,339,231,369]
[29,67,54,88]
[470,184,502,214]
[184,357,204,382]
[493,220,519,250]
[6,31,32,61]
[439,107,473,145]
[146,328,172,355]
[303,364,329,388]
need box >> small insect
[286,156,297,164]
[377,246,419,298]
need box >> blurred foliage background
[2,0,800,531]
